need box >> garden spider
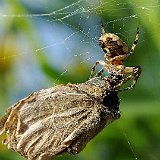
[89,21,141,92]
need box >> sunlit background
[0,0,160,160]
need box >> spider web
[0,0,160,159]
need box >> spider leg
[89,61,106,79]
[126,27,139,58]
[94,68,105,77]
[101,20,106,34]
[118,66,141,92]
[113,74,133,91]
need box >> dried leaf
[0,76,120,160]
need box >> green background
[0,0,160,160]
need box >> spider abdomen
[99,33,128,57]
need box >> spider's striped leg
[101,20,106,34]
[113,74,133,91]
[94,68,105,77]
[89,61,106,79]
[118,66,142,92]
[126,27,139,57]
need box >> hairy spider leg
[101,20,106,34]
[126,27,139,58]
[114,66,141,92]
[94,68,105,77]
[89,61,106,79]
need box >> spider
[89,21,141,92]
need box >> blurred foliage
[0,0,160,160]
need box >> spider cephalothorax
[89,21,141,92]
